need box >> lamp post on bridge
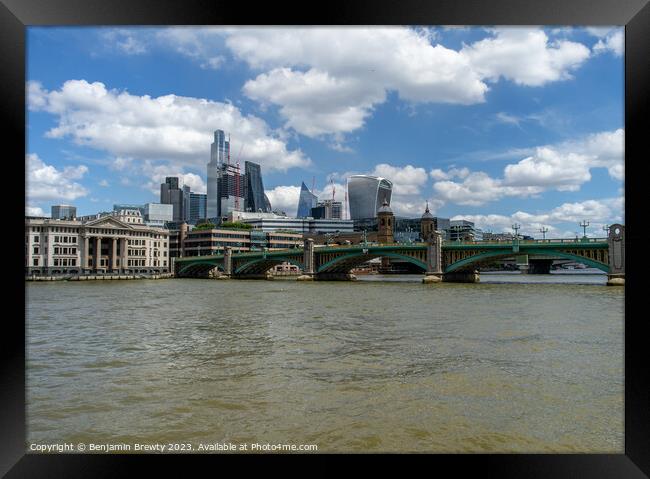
[579,220,590,241]
[511,223,521,240]
[602,224,609,237]
[539,226,548,241]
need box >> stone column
[95,237,101,271]
[111,238,118,272]
[223,246,232,277]
[297,239,315,281]
[423,231,443,283]
[607,224,625,286]
[120,238,127,272]
[84,236,90,269]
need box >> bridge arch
[177,261,224,277]
[317,251,428,274]
[234,257,304,275]
[445,248,608,273]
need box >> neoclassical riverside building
[25,209,170,276]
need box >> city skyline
[26,26,623,237]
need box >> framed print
[3,0,649,476]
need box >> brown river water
[26,272,623,453]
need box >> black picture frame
[3,0,648,475]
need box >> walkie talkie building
[347,175,393,220]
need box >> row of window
[30,226,79,233]
[53,258,77,266]
[54,247,77,255]
[54,236,77,244]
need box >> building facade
[187,193,207,225]
[217,163,245,219]
[25,214,170,276]
[347,175,393,220]
[311,200,342,220]
[160,177,186,222]
[144,203,174,228]
[244,161,272,213]
[228,211,354,235]
[207,129,229,218]
[296,181,318,218]
[449,220,483,241]
[51,205,77,220]
[169,224,302,258]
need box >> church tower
[377,199,394,244]
[420,202,435,241]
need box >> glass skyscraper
[244,161,272,213]
[347,175,393,220]
[296,181,318,218]
[51,205,77,219]
[207,129,229,218]
[189,193,207,224]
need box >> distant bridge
[174,224,625,285]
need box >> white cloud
[587,27,624,57]
[142,163,208,195]
[94,27,594,141]
[429,166,470,181]
[26,206,47,217]
[28,79,310,174]
[453,197,623,238]
[433,129,623,206]
[102,29,148,55]
[264,185,301,216]
[504,128,624,189]
[98,179,110,187]
[434,171,545,206]
[230,27,488,138]
[461,28,591,87]
[371,164,428,196]
[26,153,89,202]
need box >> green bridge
[174,224,625,285]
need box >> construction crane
[330,178,335,201]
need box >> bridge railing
[443,237,608,245]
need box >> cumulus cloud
[433,129,624,206]
[95,27,594,141]
[27,79,310,174]
[587,27,624,57]
[461,28,591,86]
[454,197,623,238]
[26,206,47,217]
[504,129,624,189]
[26,153,89,202]
[371,164,428,196]
[264,185,301,216]
[230,27,488,138]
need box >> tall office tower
[182,185,191,222]
[296,181,318,218]
[160,176,185,222]
[51,205,77,219]
[188,193,207,224]
[347,175,393,220]
[217,163,245,218]
[244,161,272,213]
[207,129,229,218]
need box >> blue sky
[26,26,624,238]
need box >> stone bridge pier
[297,238,315,281]
[607,224,624,286]
[422,232,443,283]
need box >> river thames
[26,272,623,453]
